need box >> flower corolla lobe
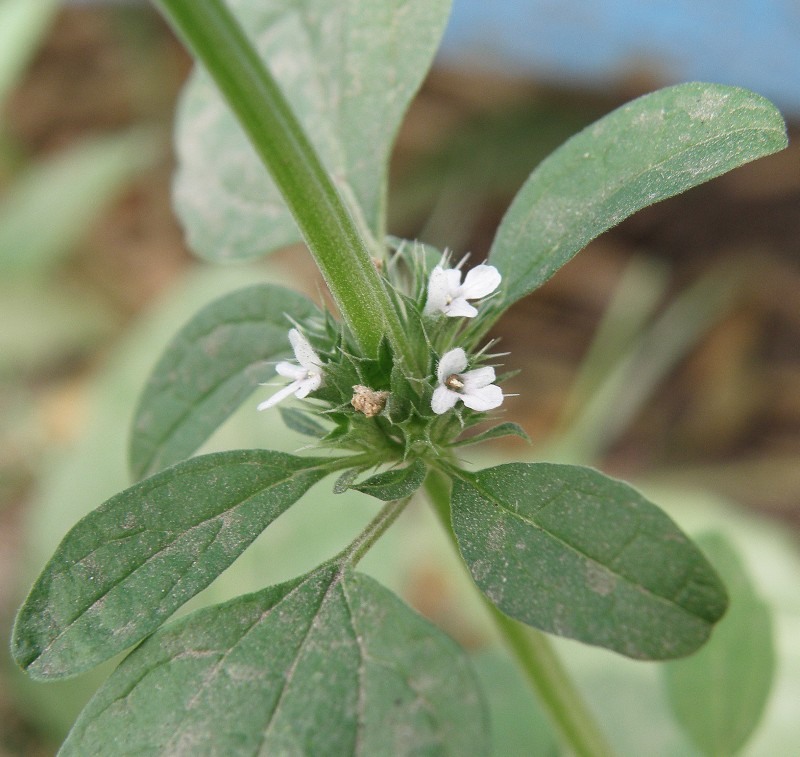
[431,348,503,414]
[257,328,323,410]
[424,263,501,318]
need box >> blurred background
[1,1,799,754]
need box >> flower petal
[443,267,462,291]
[460,264,501,300]
[443,298,478,318]
[431,385,459,415]
[288,328,322,369]
[294,371,322,398]
[461,366,496,391]
[257,380,301,411]
[462,383,504,412]
[437,348,468,382]
[424,266,458,315]
[275,361,307,380]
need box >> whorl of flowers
[258,251,507,434]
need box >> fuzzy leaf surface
[12,450,329,679]
[451,422,531,448]
[352,460,427,501]
[278,406,328,438]
[451,463,728,659]
[129,284,318,479]
[174,0,452,261]
[61,568,488,756]
[489,83,787,308]
[664,532,775,756]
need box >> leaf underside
[451,463,728,659]
[174,0,452,262]
[60,567,489,756]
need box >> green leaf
[174,0,452,262]
[60,567,489,756]
[664,532,775,756]
[489,83,787,308]
[450,463,728,659]
[129,283,319,479]
[352,459,427,501]
[12,450,331,680]
[333,466,363,495]
[451,421,531,448]
[278,406,328,437]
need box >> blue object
[439,0,800,116]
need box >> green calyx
[263,241,519,466]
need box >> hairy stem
[152,0,417,368]
[342,497,412,567]
[424,468,615,757]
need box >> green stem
[424,468,615,757]
[491,614,615,757]
[152,0,416,366]
[341,496,411,567]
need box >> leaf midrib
[494,122,784,305]
[456,473,706,622]
[27,458,329,669]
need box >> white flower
[424,262,501,317]
[257,328,324,410]
[431,348,503,414]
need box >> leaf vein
[32,462,327,667]
[458,475,706,618]
[499,123,783,302]
[255,568,345,751]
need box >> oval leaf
[664,532,775,756]
[174,0,452,262]
[451,421,531,448]
[352,459,428,501]
[278,406,328,438]
[450,463,728,659]
[489,83,787,308]
[129,283,319,480]
[12,450,330,679]
[60,567,489,756]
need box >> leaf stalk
[342,497,412,567]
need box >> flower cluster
[258,256,505,421]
